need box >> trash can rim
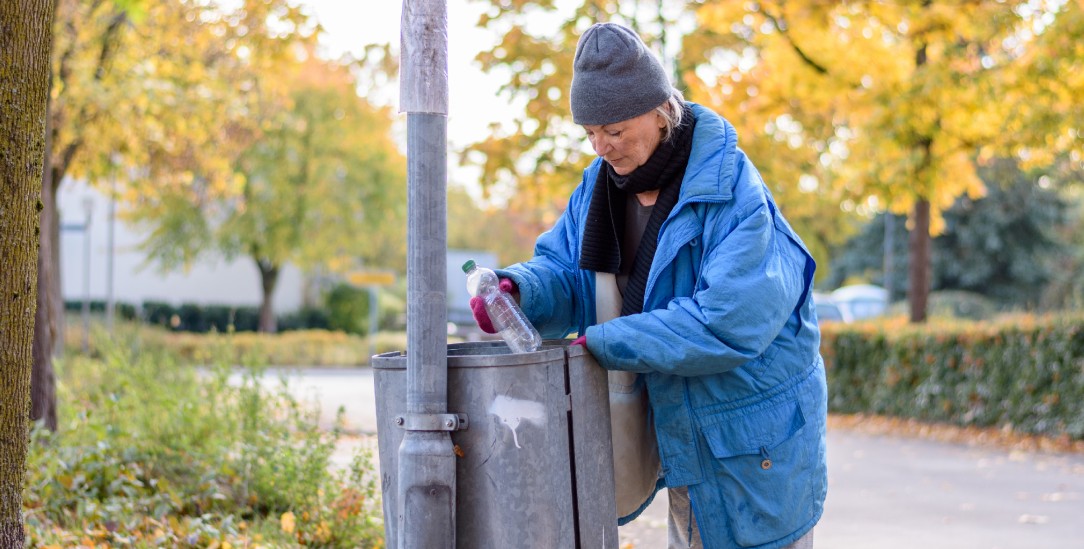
[372,340,574,369]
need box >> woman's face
[583,109,666,176]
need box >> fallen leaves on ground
[828,414,1084,454]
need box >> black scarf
[579,104,696,316]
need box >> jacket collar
[680,103,738,203]
[583,103,738,205]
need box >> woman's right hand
[470,278,519,334]
[469,296,496,333]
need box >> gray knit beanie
[570,23,672,126]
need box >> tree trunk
[257,259,280,333]
[30,252,58,430]
[0,0,57,544]
[31,0,128,431]
[31,147,58,431]
[908,199,931,323]
[908,20,932,323]
[30,0,63,432]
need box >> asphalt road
[249,367,1084,549]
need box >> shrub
[64,300,138,320]
[278,306,332,332]
[176,303,208,332]
[24,336,384,547]
[136,300,331,333]
[325,283,372,335]
[821,314,1084,439]
[200,304,236,333]
[65,320,425,366]
[232,306,261,332]
[141,300,176,328]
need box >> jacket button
[760,458,772,470]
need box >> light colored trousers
[668,486,814,549]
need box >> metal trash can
[374,341,617,548]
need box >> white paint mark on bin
[489,395,546,449]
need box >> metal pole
[884,213,894,300]
[106,169,116,332]
[398,2,455,549]
[81,196,93,353]
[368,286,378,364]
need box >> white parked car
[814,284,889,323]
[812,292,850,323]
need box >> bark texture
[257,259,280,333]
[908,199,931,323]
[0,0,57,545]
[30,0,64,432]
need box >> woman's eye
[608,131,621,138]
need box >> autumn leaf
[280,511,296,534]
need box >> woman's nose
[592,136,610,156]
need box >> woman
[471,22,826,549]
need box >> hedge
[145,328,417,366]
[135,301,328,333]
[820,314,1084,440]
[63,299,138,321]
[65,286,400,335]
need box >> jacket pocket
[699,397,815,547]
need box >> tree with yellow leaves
[130,52,407,332]
[466,0,860,284]
[686,0,1082,321]
[471,0,1083,322]
[32,0,319,428]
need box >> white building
[58,179,305,314]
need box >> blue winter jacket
[498,103,827,549]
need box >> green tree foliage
[324,284,371,336]
[131,54,407,332]
[825,212,910,303]
[1044,168,1084,309]
[827,159,1073,311]
[934,160,1070,308]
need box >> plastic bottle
[462,259,542,353]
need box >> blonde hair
[656,89,687,142]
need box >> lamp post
[60,195,96,353]
[398,2,455,548]
[106,155,119,332]
[884,213,895,300]
[81,196,94,353]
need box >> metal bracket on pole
[395,413,469,432]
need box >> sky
[299,0,513,152]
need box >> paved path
[252,367,1084,549]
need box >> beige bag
[595,273,661,518]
